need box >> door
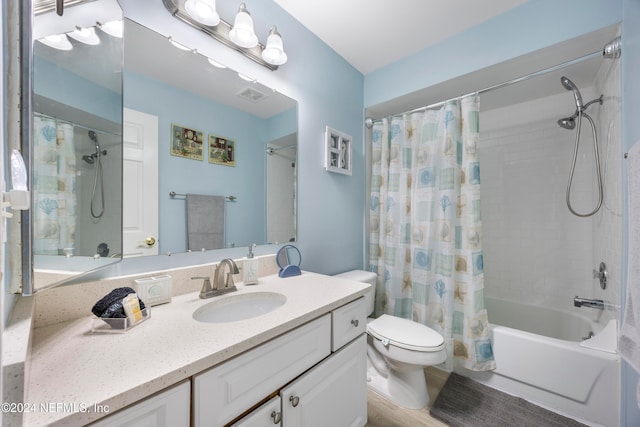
[123,108,158,257]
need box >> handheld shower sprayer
[557,76,604,217]
[560,76,584,111]
[85,130,106,219]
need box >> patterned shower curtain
[369,95,495,371]
[33,114,77,255]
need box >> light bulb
[68,27,100,45]
[229,3,258,48]
[99,20,123,38]
[207,58,227,68]
[185,0,220,26]
[38,34,73,50]
[10,150,27,191]
[262,26,287,65]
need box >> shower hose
[565,111,603,217]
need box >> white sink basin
[193,292,287,323]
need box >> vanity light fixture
[163,0,287,70]
[38,34,73,50]
[67,26,100,45]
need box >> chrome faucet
[191,259,239,299]
[573,296,604,310]
[214,258,239,290]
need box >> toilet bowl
[334,270,447,409]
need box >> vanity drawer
[193,314,331,426]
[332,297,366,351]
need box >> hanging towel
[186,194,225,250]
[621,141,640,380]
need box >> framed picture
[209,135,236,167]
[170,124,204,161]
[324,126,352,175]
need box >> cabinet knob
[351,319,359,327]
[289,395,300,407]
[145,236,156,247]
[270,410,282,424]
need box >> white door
[123,108,158,258]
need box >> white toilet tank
[334,270,377,316]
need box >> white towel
[621,141,640,377]
[186,194,225,251]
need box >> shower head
[557,116,576,130]
[560,76,584,111]
[82,154,95,164]
[88,130,98,143]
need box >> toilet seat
[367,314,444,352]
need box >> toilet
[334,270,446,409]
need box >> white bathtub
[457,297,620,427]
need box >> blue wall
[365,0,622,109]
[124,70,278,253]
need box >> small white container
[134,275,172,306]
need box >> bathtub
[457,297,620,427]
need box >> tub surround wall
[479,56,622,328]
[480,99,593,312]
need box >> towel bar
[169,191,237,202]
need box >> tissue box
[134,275,172,306]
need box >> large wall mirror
[29,1,298,290]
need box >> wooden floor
[365,367,450,427]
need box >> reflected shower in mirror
[31,0,124,289]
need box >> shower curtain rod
[34,111,114,135]
[370,50,603,123]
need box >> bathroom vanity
[23,272,369,426]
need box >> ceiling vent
[237,87,269,103]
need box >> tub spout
[573,296,604,310]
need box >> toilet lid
[367,314,444,352]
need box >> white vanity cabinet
[195,297,367,427]
[90,381,190,427]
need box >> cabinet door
[231,396,282,427]
[90,381,190,427]
[281,334,367,427]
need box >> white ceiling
[274,0,529,74]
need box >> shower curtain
[33,114,77,255]
[369,95,495,371]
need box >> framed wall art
[170,124,204,161]
[324,126,352,175]
[209,135,236,167]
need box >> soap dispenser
[243,243,259,285]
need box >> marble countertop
[24,272,369,426]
